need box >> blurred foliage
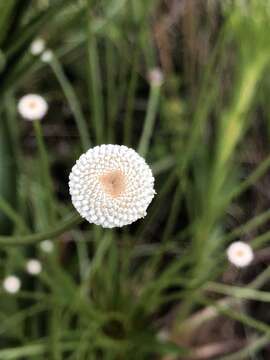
[0,0,270,359]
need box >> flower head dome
[41,49,53,63]
[40,239,54,253]
[227,241,254,268]
[69,145,155,228]
[3,275,21,294]
[26,259,42,275]
[30,38,46,56]
[18,94,48,121]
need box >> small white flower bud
[18,94,48,121]
[3,275,21,294]
[26,259,42,275]
[227,241,254,268]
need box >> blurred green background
[0,0,270,359]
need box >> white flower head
[227,241,254,268]
[41,49,53,63]
[148,68,164,87]
[18,94,48,121]
[30,38,46,56]
[3,275,21,294]
[40,240,54,253]
[69,145,155,228]
[26,259,42,275]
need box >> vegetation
[0,0,270,358]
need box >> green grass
[0,0,270,359]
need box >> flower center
[99,170,126,198]
[28,100,37,109]
[235,249,244,257]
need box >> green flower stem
[207,282,270,303]
[151,155,175,176]
[105,40,117,143]
[123,52,139,146]
[0,195,28,233]
[137,83,162,157]
[231,153,270,200]
[33,120,56,225]
[199,296,270,335]
[251,230,270,249]
[173,264,270,339]
[0,212,82,246]
[162,180,183,242]
[87,13,104,144]
[49,56,91,151]
[224,209,270,244]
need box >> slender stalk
[123,51,139,146]
[151,156,175,176]
[33,120,56,225]
[198,296,270,334]
[230,153,270,200]
[0,195,28,233]
[251,230,270,249]
[137,82,162,157]
[162,180,183,242]
[49,56,91,151]
[0,212,82,246]
[224,209,270,244]
[207,282,270,303]
[86,10,104,144]
[105,40,116,143]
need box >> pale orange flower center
[99,170,126,198]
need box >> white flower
[40,240,54,253]
[41,49,53,63]
[18,94,48,121]
[69,144,155,228]
[26,259,42,275]
[148,68,164,87]
[227,241,254,268]
[3,275,21,294]
[30,38,46,56]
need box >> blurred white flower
[18,94,48,121]
[157,329,169,342]
[30,38,46,56]
[40,240,54,253]
[41,49,53,63]
[3,275,21,294]
[69,145,155,228]
[26,259,42,275]
[227,241,254,268]
[148,68,164,87]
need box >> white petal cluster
[26,259,42,275]
[227,241,254,268]
[30,38,46,56]
[148,68,164,87]
[69,145,155,228]
[3,275,21,294]
[18,94,48,121]
[40,239,54,253]
[41,49,53,63]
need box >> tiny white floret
[227,241,254,268]
[40,240,54,253]
[3,275,21,294]
[18,94,48,121]
[41,49,53,63]
[26,259,42,275]
[30,38,46,56]
[148,68,164,87]
[69,145,156,228]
